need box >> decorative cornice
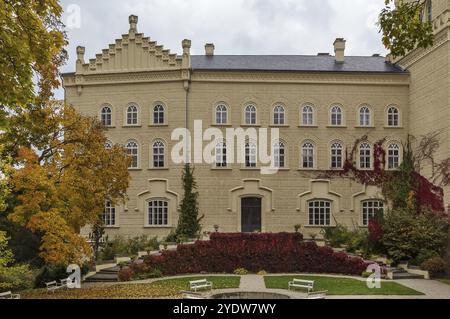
[191,71,410,86]
[395,27,449,69]
[63,70,184,87]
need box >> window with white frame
[147,200,168,226]
[152,140,165,168]
[302,105,314,126]
[103,200,116,226]
[125,140,139,168]
[215,141,227,167]
[359,106,371,127]
[153,104,165,125]
[362,200,384,226]
[105,140,113,150]
[273,105,285,125]
[359,142,372,169]
[331,142,343,169]
[216,104,228,125]
[126,105,139,125]
[330,105,343,126]
[387,106,399,127]
[387,143,400,169]
[301,142,315,169]
[308,200,331,226]
[274,141,286,168]
[245,105,257,125]
[101,106,112,126]
[245,141,257,168]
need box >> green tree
[174,164,203,241]
[379,0,434,58]
[0,0,67,126]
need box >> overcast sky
[57,0,387,98]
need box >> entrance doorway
[241,197,262,233]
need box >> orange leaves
[27,211,92,265]
[6,103,130,265]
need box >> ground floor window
[362,200,384,226]
[148,200,169,226]
[103,201,116,226]
[308,200,331,226]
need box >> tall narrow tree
[175,164,203,240]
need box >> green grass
[264,275,424,296]
[437,278,450,285]
[152,276,241,290]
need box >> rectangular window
[148,201,168,226]
[309,201,331,226]
[362,201,384,226]
[103,201,116,226]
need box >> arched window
[153,104,165,125]
[362,200,384,226]
[103,200,116,226]
[215,140,227,167]
[216,104,228,125]
[126,105,139,125]
[331,142,343,169]
[273,105,285,125]
[301,142,315,169]
[125,140,139,168]
[101,106,112,126]
[147,200,168,226]
[105,140,113,150]
[245,105,257,125]
[359,106,371,127]
[152,140,165,168]
[309,200,331,226]
[359,142,372,169]
[245,141,257,168]
[331,105,343,126]
[302,105,314,126]
[274,141,286,168]
[387,106,399,127]
[387,143,400,169]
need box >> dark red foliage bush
[118,267,134,281]
[132,233,371,277]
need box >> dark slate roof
[191,55,406,73]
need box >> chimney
[205,43,215,56]
[129,15,138,34]
[333,38,346,63]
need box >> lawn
[437,278,450,285]
[21,276,240,299]
[264,275,423,296]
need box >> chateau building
[62,1,449,239]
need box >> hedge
[119,233,371,280]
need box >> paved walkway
[84,273,450,299]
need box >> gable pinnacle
[129,15,138,34]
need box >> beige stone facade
[63,3,449,239]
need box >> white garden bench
[46,278,69,293]
[306,290,328,299]
[0,291,21,299]
[288,279,315,292]
[189,279,213,292]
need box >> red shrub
[136,233,371,277]
[118,267,134,282]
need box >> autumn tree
[0,0,67,127]
[2,102,130,265]
[379,0,434,58]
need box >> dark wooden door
[241,197,262,233]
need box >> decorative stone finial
[129,15,138,33]
[76,46,85,63]
[182,39,192,51]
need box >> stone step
[392,272,425,280]
[84,273,118,283]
